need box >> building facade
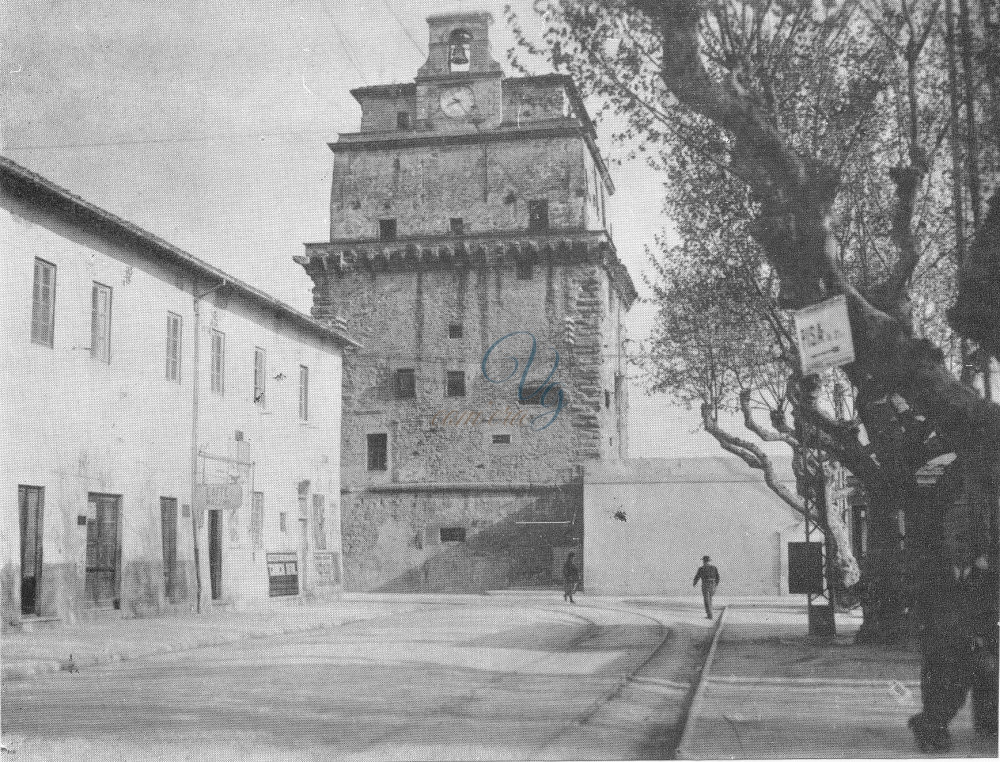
[2,157,358,627]
[296,12,637,592]
[584,458,805,596]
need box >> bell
[449,44,469,66]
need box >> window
[449,323,463,339]
[528,199,549,231]
[367,433,388,471]
[299,365,309,420]
[31,258,56,347]
[90,282,112,363]
[516,259,534,280]
[522,383,561,405]
[250,492,264,549]
[446,370,466,397]
[165,313,182,382]
[254,348,266,406]
[395,368,416,398]
[605,390,611,408]
[210,330,225,395]
[279,512,287,533]
[397,111,410,129]
[492,433,511,445]
[450,217,464,235]
[440,527,467,542]
[379,218,397,241]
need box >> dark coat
[693,564,720,586]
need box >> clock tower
[414,12,504,131]
[297,11,637,594]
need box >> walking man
[693,555,721,619]
[563,552,580,604]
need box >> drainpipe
[191,278,226,613]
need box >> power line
[379,0,427,57]
[317,0,371,86]
[3,128,344,152]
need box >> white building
[1,157,359,627]
[584,457,805,596]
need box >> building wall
[314,254,614,591]
[2,193,344,626]
[584,458,803,597]
[302,13,629,593]
[329,135,593,240]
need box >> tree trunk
[856,496,909,643]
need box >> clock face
[440,86,475,119]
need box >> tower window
[605,390,611,408]
[446,371,466,397]
[379,219,397,241]
[528,199,549,231]
[448,29,472,73]
[449,323,463,339]
[367,433,388,471]
[440,527,466,542]
[516,259,534,280]
[395,368,416,398]
[397,111,410,130]
[450,217,464,235]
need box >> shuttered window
[31,259,56,347]
[210,330,225,395]
[165,313,182,381]
[91,283,112,363]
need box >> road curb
[1,612,382,684]
[674,605,729,760]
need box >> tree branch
[740,389,798,447]
[701,402,817,520]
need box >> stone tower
[296,11,637,592]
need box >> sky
[3,0,782,459]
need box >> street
[2,598,716,761]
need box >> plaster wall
[2,195,343,626]
[584,458,804,597]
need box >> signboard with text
[794,294,855,375]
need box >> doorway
[18,485,44,615]
[85,493,121,609]
[160,497,178,602]
[208,509,222,600]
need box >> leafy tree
[508,0,998,643]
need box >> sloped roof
[1,155,361,349]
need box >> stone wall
[330,135,591,240]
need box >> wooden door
[160,498,178,602]
[85,494,121,608]
[208,509,222,600]
[18,486,44,615]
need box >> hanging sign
[794,295,855,375]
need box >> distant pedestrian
[693,555,721,618]
[563,552,580,604]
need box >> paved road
[2,598,716,761]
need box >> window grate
[440,527,466,542]
[395,368,416,398]
[446,371,466,397]
[368,433,388,471]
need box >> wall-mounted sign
[793,294,855,375]
[267,552,299,597]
